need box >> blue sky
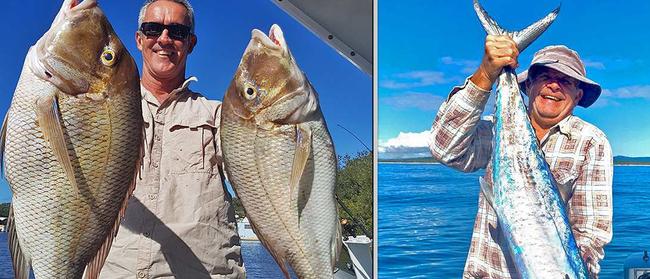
[379,0,650,159]
[0,1,371,202]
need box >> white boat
[236,218,373,278]
[237,217,258,241]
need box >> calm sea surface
[0,235,284,278]
[378,163,650,278]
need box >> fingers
[469,35,521,91]
[485,35,519,69]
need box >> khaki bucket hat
[517,45,601,108]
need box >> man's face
[136,0,196,80]
[526,67,583,128]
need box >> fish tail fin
[8,204,32,279]
[473,0,560,52]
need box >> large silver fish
[221,24,341,278]
[473,1,589,278]
[1,0,142,278]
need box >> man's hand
[470,35,520,91]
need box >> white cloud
[440,56,479,74]
[601,85,650,99]
[380,71,452,89]
[583,59,606,70]
[378,130,432,159]
[382,92,445,111]
[593,85,650,107]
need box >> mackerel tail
[473,1,589,278]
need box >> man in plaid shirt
[429,35,613,278]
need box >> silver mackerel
[473,1,589,278]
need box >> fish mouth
[29,0,98,95]
[251,24,287,53]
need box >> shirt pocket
[552,167,579,203]
[167,120,217,174]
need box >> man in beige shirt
[101,0,245,278]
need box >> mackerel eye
[101,47,116,66]
[244,87,257,100]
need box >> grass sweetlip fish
[1,0,142,278]
[221,24,341,279]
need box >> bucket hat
[517,45,601,108]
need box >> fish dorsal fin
[479,176,496,211]
[0,112,8,179]
[34,93,80,197]
[8,204,31,279]
[249,219,291,279]
[332,217,343,269]
[473,0,560,52]
[290,123,312,220]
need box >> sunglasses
[139,22,192,40]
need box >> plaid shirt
[429,79,613,279]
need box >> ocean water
[0,235,284,278]
[378,163,650,278]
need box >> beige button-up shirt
[429,79,613,279]
[101,78,245,279]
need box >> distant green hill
[613,156,650,165]
[380,156,650,165]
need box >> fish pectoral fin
[34,94,80,197]
[290,124,312,219]
[8,204,32,279]
[479,177,496,211]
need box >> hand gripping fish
[221,24,341,279]
[473,1,589,278]
[1,0,142,278]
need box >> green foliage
[336,151,373,238]
[232,197,246,220]
[0,203,9,217]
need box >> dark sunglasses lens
[167,24,191,40]
[140,22,190,40]
[140,22,164,37]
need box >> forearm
[429,78,493,172]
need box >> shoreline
[378,161,650,167]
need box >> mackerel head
[473,1,589,278]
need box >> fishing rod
[335,193,372,239]
[336,124,371,152]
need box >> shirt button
[143,232,150,237]
[154,135,161,141]
[137,271,146,278]
[149,194,157,200]
[151,163,158,169]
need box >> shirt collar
[550,115,576,140]
[141,76,199,108]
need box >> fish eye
[101,47,116,66]
[243,86,257,100]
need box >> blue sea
[0,235,284,278]
[378,163,650,278]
